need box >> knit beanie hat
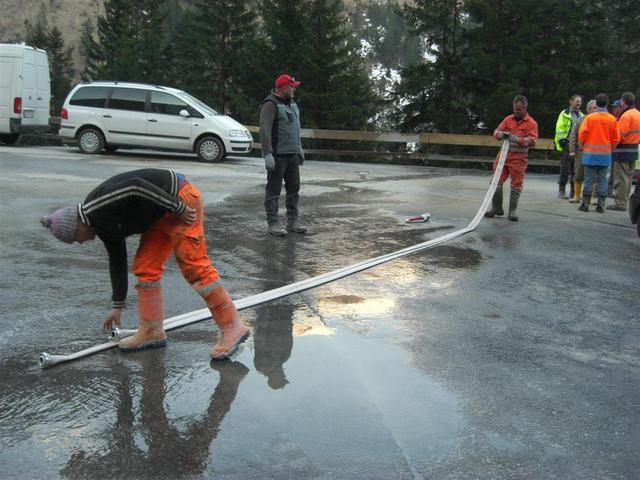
[40,206,78,244]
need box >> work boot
[507,189,521,221]
[286,219,307,233]
[569,181,582,203]
[579,195,589,212]
[119,284,167,351]
[596,196,605,213]
[605,204,626,211]
[267,221,286,237]
[204,285,250,360]
[558,185,567,199]
[484,185,504,218]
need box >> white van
[0,44,51,145]
[59,81,252,162]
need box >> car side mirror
[179,109,190,118]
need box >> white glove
[264,153,275,172]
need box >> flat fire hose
[38,140,509,368]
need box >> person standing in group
[40,169,250,360]
[485,95,539,222]
[554,95,583,199]
[568,99,597,203]
[607,99,624,198]
[607,92,640,211]
[259,74,307,237]
[577,94,620,213]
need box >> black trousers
[265,154,300,224]
[558,148,574,187]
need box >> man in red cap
[259,74,307,236]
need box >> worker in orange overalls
[578,94,621,213]
[485,95,539,221]
[608,92,640,211]
[40,168,249,360]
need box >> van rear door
[21,47,50,127]
[0,48,19,134]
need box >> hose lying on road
[39,140,509,368]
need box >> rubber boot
[205,285,250,360]
[579,194,589,212]
[569,181,582,203]
[507,189,521,221]
[484,185,504,218]
[119,284,167,351]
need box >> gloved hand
[298,150,305,166]
[264,153,275,172]
[501,132,511,140]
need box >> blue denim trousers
[583,165,609,199]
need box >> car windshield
[179,92,218,116]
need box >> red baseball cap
[275,74,301,88]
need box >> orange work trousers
[493,155,528,190]
[132,181,220,296]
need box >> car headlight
[229,129,249,139]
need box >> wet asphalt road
[0,145,638,480]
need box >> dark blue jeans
[583,164,609,199]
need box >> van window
[150,92,190,116]
[107,88,147,112]
[69,87,111,108]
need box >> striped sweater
[78,169,186,308]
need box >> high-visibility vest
[614,107,640,162]
[578,111,620,166]
[554,108,583,151]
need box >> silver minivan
[59,81,252,162]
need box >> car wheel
[78,128,104,154]
[637,220,640,239]
[196,136,225,163]
[0,133,20,145]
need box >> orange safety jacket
[614,107,640,162]
[578,109,620,166]
[494,113,538,162]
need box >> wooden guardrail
[245,126,558,167]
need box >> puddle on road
[0,295,466,479]
[322,294,366,304]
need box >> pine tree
[462,0,585,137]
[78,19,100,81]
[191,0,268,121]
[260,0,311,77]
[301,0,375,130]
[47,27,74,114]
[93,0,137,80]
[25,4,49,49]
[393,0,468,133]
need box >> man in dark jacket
[259,74,307,236]
[41,168,249,359]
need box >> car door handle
[103,114,112,118]
[148,119,158,123]
[37,97,42,100]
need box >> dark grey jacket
[259,93,302,155]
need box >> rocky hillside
[1,0,103,72]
